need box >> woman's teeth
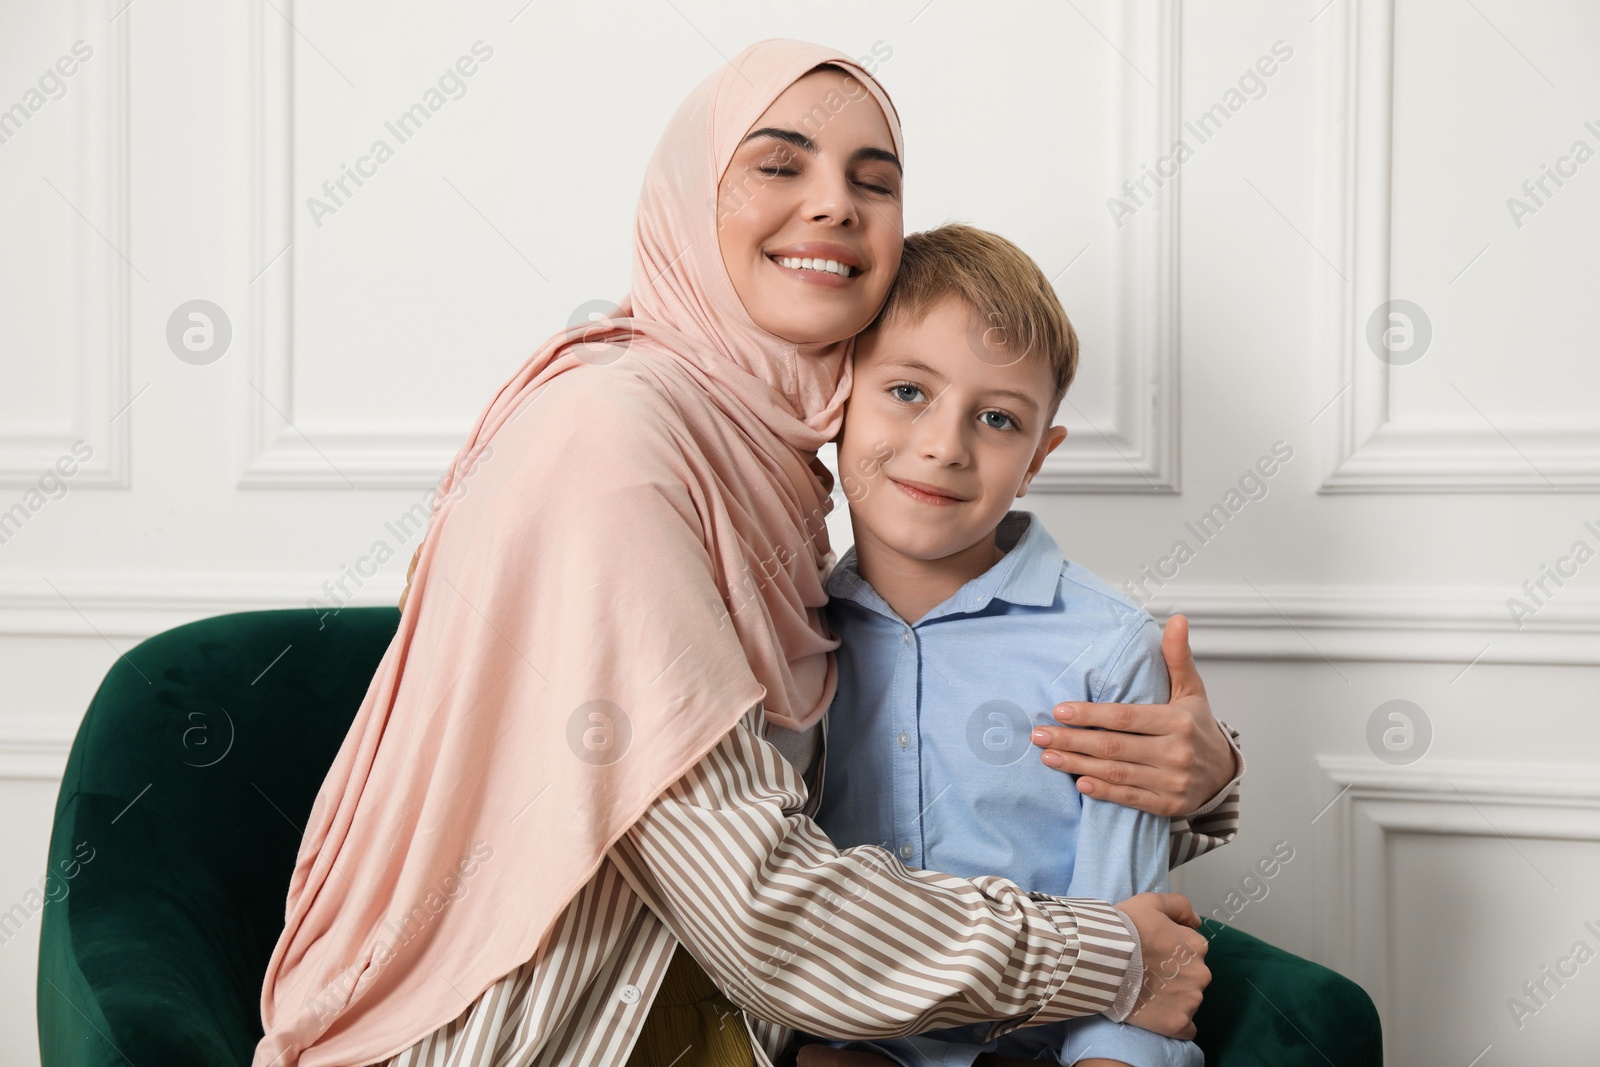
[773,255,854,278]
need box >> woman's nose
[802,166,859,227]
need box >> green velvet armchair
[37,607,1381,1066]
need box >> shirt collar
[824,510,1063,623]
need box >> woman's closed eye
[754,158,898,197]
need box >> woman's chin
[764,317,868,350]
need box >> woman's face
[716,67,904,347]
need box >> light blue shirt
[803,510,1201,1067]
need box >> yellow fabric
[626,945,757,1067]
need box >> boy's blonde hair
[865,223,1078,427]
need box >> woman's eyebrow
[740,127,903,176]
[854,146,903,175]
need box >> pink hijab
[253,38,903,1067]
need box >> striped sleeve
[607,706,1139,1046]
[1169,721,1244,868]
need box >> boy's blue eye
[982,411,1019,432]
[889,383,924,403]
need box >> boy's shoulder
[1049,558,1169,702]
[1052,556,1158,637]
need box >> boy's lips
[890,476,967,506]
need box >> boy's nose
[913,411,971,466]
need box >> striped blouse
[379,699,1243,1067]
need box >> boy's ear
[1017,424,1069,498]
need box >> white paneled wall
[2,1,1596,1064]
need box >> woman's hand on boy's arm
[1114,892,1210,1041]
[1029,614,1240,818]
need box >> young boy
[797,225,1202,1067]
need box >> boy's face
[837,295,1068,563]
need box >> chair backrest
[38,606,400,1066]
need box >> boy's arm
[1038,616,1244,863]
[1060,617,1204,1066]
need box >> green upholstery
[38,608,1380,1066]
[1193,918,1382,1065]
[38,607,399,1067]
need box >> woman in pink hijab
[253,39,1238,1067]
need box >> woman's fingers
[1050,698,1182,736]
[1161,613,1207,701]
[1034,727,1191,816]
[1146,891,1203,929]
[1043,752,1187,816]
[1071,776,1176,816]
[1039,743,1179,790]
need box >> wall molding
[1139,582,1600,665]
[1310,0,1600,493]
[2,574,1595,785]
[1312,755,1600,1031]
[0,569,401,639]
[0,3,130,490]
[242,0,467,489]
[2,572,1596,663]
[243,2,1181,493]
[0,715,78,781]
[1034,0,1181,494]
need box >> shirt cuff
[1105,906,1146,1023]
[1182,719,1244,819]
[1003,894,1138,1033]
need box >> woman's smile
[768,255,860,288]
[765,239,865,288]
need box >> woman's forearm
[609,705,1138,1041]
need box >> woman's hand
[1029,615,1237,817]
[1115,892,1210,1040]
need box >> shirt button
[897,731,909,748]
[901,630,911,645]
[898,842,913,860]
[618,984,641,1004]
